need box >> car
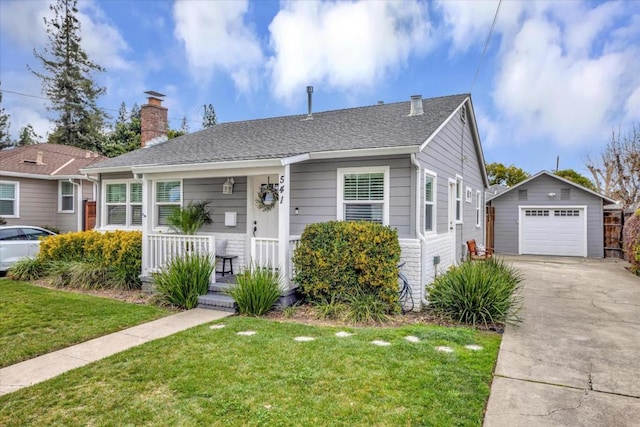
[0,226,57,272]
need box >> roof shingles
[0,144,106,176]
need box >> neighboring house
[0,144,105,232]
[83,92,489,309]
[487,171,616,257]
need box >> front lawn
[0,280,169,368]
[0,317,500,426]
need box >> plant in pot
[167,201,212,235]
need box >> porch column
[141,175,152,276]
[278,164,290,290]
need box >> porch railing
[251,237,279,272]
[146,234,215,275]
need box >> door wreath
[255,183,279,212]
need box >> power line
[470,0,502,93]
[0,88,205,125]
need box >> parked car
[0,226,56,272]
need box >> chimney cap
[144,90,166,98]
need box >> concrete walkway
[0,308,230,396]
[484,256,640,426]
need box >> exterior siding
[289,156,412,237]
[183,177,247,234]
[491,174,605,257]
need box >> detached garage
[488,171,615,258]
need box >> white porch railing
[251,237,279,272]
[145,234,215,275]
[288,236,300,280]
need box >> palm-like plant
[167,201,212,235]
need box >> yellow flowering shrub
[293,221,400,310]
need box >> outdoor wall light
[223,177,235,194]
[294,207,299,215]
[547,192,556,198]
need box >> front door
[448,180,458,264]
[250,175,280,269]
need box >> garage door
[520,208,586,256]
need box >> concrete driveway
[484,256,640,426]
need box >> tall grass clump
[428,258,523,327]
[153,254,214,309]
[7,258,49,281]
[227,265,281,316]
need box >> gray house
[83,92,489,310]
[488,171,616,257]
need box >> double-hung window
[155,180,181,227]
[424,171,436,232]
[59,181,74,212]
[0,181,18,217]
[104,181,142,227]
[337,167,389,225]
[455,176,463,223]
[476,190,482,227]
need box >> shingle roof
[0,143,106,176]
[86,94,469,170]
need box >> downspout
[411,154,430,307]
[68,178,82,231]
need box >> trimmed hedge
[293,221,401,311]
[623,209,640,275]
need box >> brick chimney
[140,91,168,147]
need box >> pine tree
[30,0,107,153]
[0,83,12,150]
[203,104,217,128]
[116,102,128,124]
[17,125,42,146]
[101,101,141,158]
[180,116,189,133]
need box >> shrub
[623,209,640,275]
[8,258,48,281]
[227,265,281,316]
[167,201,212,235]
[342,290,389,324]
[313,295,347,320]
[153,254,214,309]
[47,261,111,290]
[428,258,523,327]
[293,221,401,312]
[39,225,61,234]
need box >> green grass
[0,279,170,368]
[0,317,501,426]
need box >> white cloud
[1,72,53,141]
[77,2,131,70]
[267,0,432,103]
[0,1,50,49]
[173,0,264,92]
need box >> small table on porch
[216,255,238,276]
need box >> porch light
[223,178,235,194]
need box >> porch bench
[216,255,238,276]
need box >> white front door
[448,180,458,263]
[251,175,279,238]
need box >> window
[476,190,482,227]
[59,181,74,212]
[455,176,463,222]
[104,181,143,227]
[554,209,580,217]
[424,172,436,232]
[524,209,549,217]
[337,167,389,225]
[518,189,528,200]
[0,181,18,217]
[465,186,472,203]
[156,180,181,227]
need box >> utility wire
[470,0,502,93]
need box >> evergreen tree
[203,103,217,128]
[30,0,107,153]
[180,116,189,134]
[0,83,12,150]
[130,103,140,120]
[17,125,41,146]
[102,101,141,158]
[116,102,128,124]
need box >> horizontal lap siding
[0,176,56,228]
[290,156,412,237]
[183,177,247,234]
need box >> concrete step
[208,282,233,293]
[197,292,237,312]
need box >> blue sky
[1,0,639,178]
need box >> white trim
[142,166,282,181]
[281,153,310,165]
[518,205,588,257]
[58,180,75,213]
[465,186,472,203]
[0,180,19,218]
[278,165,291,290]
[448,178,457,263]
[424,169,437,235]
[475,190,482,228]
[133,159,283,175]
[101,179,143,229]
[310,145,418,160]
[153,179,183,230]
[455,175,463,224]
[419,98,469,152]
[51,158,75,176]
[0,171,87,180]
[336,166,390,225]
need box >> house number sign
[279,175,285,204]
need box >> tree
[17,125,42,146]
[486,162,530,187]
[203,104,217,128]
[101,101,141,158]
[587,124,640,207]
[554,169,596,191]
[30,0,107,153]
[0,83,12,150]
[180,116,189,134]
[116,102,128,124]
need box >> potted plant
[167,201,212,235]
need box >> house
[487,170,616,257]
[0,144,105,232]
[82,92,489,310]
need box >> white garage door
[520,208,586,257]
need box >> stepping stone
[294,336,315,342]
[405,336,420,343]
[237,331,256,336]
[371,340,391,346]
[435,346,454,353]
[465,344,483,351]
[335,332,353,337]
[209,324,226,330]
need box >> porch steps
[197,293,236,312]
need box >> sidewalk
[0,308,230,396]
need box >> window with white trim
[465,186,472,203]
[59,181,74,212]
[424,172,436,232]
[337,167,389,225]
[0,181,18,217]
[156,180,181,227]
[475,190,482,227]
[104,181,143,227]
[455,176,463,222]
